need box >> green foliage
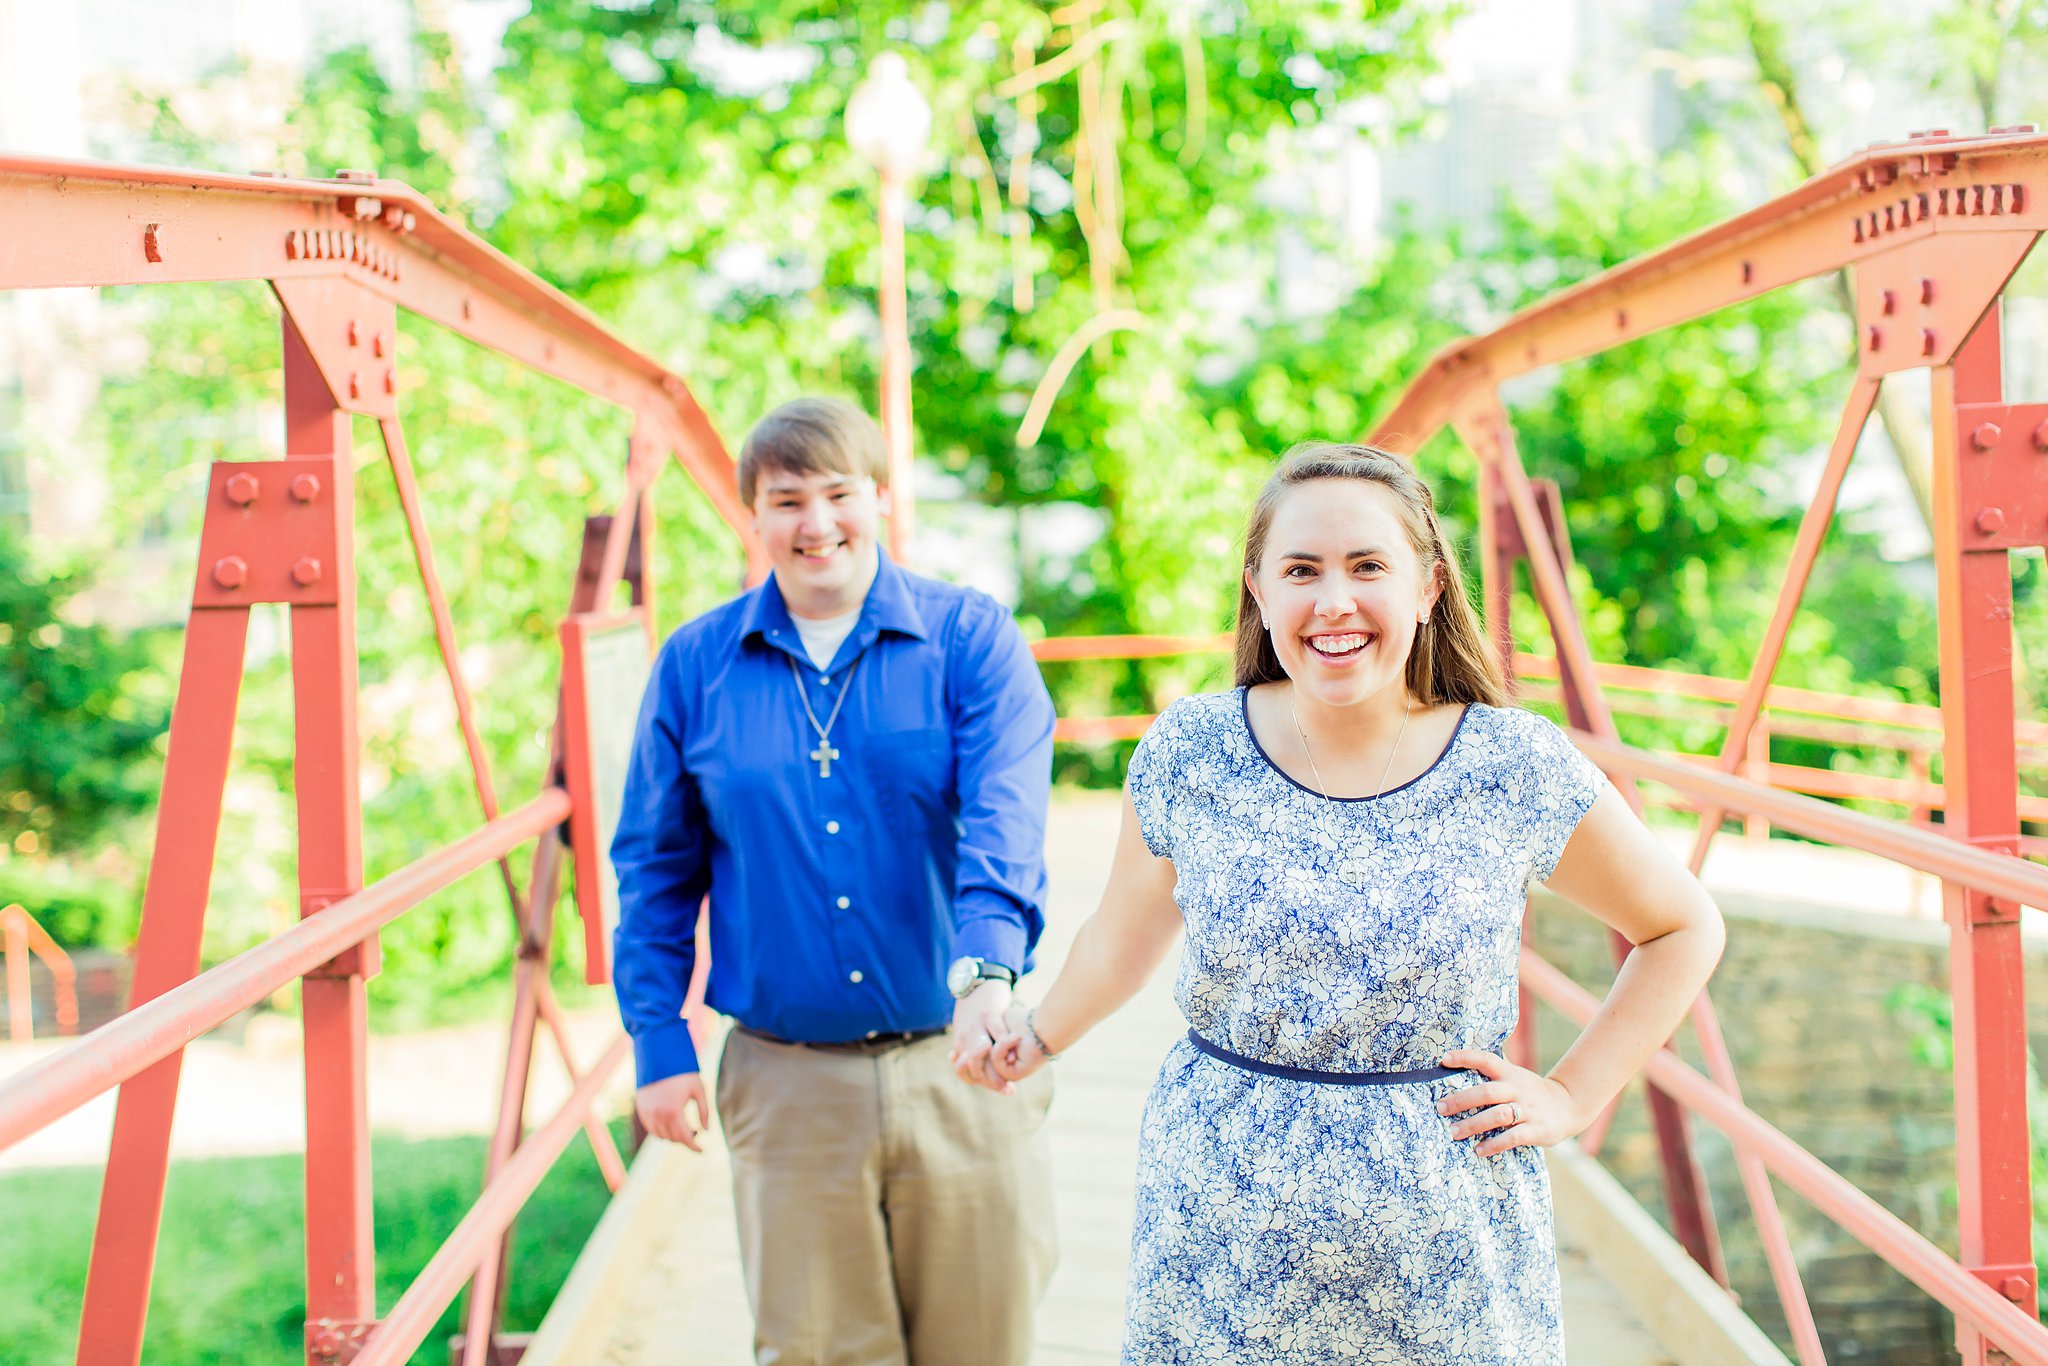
[0,1123,629,1365]
[0,529,168,860]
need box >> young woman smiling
[971,443,1726,1364]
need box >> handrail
[2,902,79,1041]
[350,1032,633,1366]
[0,791,569,1155]
[1522,952,2048,1365]
[1569,729,2048,908]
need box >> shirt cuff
[954,900,1029,976]
[632,1018,701,1087]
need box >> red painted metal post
[77,603,250,1365]
[1932,303,2038,1362]
[1479,465,1542,1075]
[281,313,379,1360]
[4,908,29,1042]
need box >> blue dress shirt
[610,552,1056,1086]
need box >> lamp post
[845,52,930,564]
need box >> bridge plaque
[559,608,655,984]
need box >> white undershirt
[790,606,862,672]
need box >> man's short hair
[739,397,889,505]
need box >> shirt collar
[740,549,930,655]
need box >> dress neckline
[1237,686,1472,803]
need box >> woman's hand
[1436,1050,1589,1158]
[991,1004,1050,1085]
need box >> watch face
[947,957,978,997]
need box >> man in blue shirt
[611,396,1058,1365]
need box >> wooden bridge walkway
[527,794,1786,1366]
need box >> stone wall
[1527,891,2048,1364]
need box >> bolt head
[1921,329,1937,357]
[372,332,387,359]
[1977,507,2007,535]
[2033,419,2048,452]
[1973,422,2003,451]
[212,556,248,589]
[224,472,260,505]
[347,372,361,400]
[1881,288,1896,316]
[290,473,321,503]
[1867,324,1883,352]
[1920,277,1936,305]
[383,369,396,395]
[292,557,323,587]
[2003,1274,2032,1300]
[143,224,164,263]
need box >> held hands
[634,1072,711,1153]
[1436,1050,1590,1158]
[949,980,1017,1095]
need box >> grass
[0,1120,632,1365]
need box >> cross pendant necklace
[789,654,858,777]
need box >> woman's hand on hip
[1436,1050,1588,1158]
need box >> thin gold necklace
[1288,688,1410,800]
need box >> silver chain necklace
[1288,688,1411,800]
[789,654,859,777]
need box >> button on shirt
[610,553,1056,1086]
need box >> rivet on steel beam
[292,557,323,586]
[383,370,395,395]
[1977,507,2006,535]
[1867,325,1883,352]
[285,231,302,260]
[225,472,260,505]
[402,212,416,232]
[2004,1275,2033,1301]
[461,297,473,320]
[372,332,387,359]
[143,224,164,263]
[1920,277,1935,305]
[1614,309,1627,329]
[347,319,360,347]
[2033,419,2048,452]
[290,473,321,503]
[1740,260,1754,284]
[1972,422,2003,451]
[1881,289,1896,316]
[348,372,362,400]
[2013,183,2028,213]
[1921,329,1937,357]
[212,556,248,589]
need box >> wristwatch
[947,956,1018,998]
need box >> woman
[960,443,1725,1363]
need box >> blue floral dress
[1120,689,1606,1364]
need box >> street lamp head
[845,52,932,181]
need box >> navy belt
[1186,1029,1462,1085]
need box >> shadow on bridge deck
[526,795,1787,1366]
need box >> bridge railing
[0,153,753,1366]
[1369,126,2048,1366]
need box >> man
[611,395,1058,1366]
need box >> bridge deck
[542,794,1743,1366]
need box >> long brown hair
[1234,443,1509,708]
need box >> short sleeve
[1124,703,1182,860]
[1515,710,1607,885]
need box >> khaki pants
[715,1027,1057,1366]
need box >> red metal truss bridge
[2,125,2048,1365]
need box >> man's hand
[635,1072,711,1152]
[948,979,1015,1094]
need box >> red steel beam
[0,792,569,1156]
[1372,129,2048,452]
[0,155,756,552]
[1931,307,2038,1357]
[348,1033,632,1366]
